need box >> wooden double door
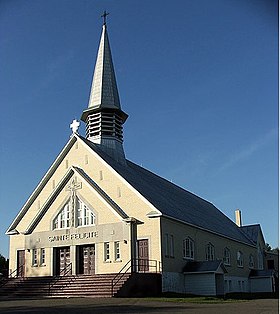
[55,247,71,276]
[78,245,95,275]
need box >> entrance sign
[48,231,98,243]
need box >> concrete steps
[0,274,131,299]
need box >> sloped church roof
[80,136,254,246]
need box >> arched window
[183,237,194,259]
[76,197,96,227]
[206,243,215,261]
[52,197,96,230]
[223,247,231,265]
[249,254,254,268]
[237,251,243,267]
[53,201,70,230]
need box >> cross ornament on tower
[101,10,109,25]
[70,119,80,134]
[66,178,82,227]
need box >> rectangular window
[40,248,46,265]
[169,235,174,258]
[104,242,110,261]
[32,249,38,266]
[164,233,169,257]
[229,280,232,292]
[164,234,174,258]
[238,280,241,290]
[114,241,121,261]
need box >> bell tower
[81,12,128,165]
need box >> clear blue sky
[0,0,278,258]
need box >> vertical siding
[162,272,185,293]
[250,278,273,293]
[185,273,216,296]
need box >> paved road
[0,298,278,314]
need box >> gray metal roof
[80,136,254,246]
[183,260,227,273]
[240,224,261,245]
[249,269,276,278]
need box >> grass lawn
[146,296,246,304]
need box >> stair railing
[48,262,73,296]
[111,258,161,296]
[111,259,132,296]
[0,265,25,288]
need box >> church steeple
[81,13,128,165]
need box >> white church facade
[5,15,277,297]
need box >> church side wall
[160,217,257,294]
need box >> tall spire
[87,23,121,110]
[81,14,128,165]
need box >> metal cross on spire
[101,10,109,25]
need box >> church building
[5,15,277,297]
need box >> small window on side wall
[206,243,215,261]
[32,249,38,266]
[104,242,110,262]
[223,247,231,265]
[183,237,194,260]
[40,248,46,266]
[237,251,243,267]
[249,254,254,268]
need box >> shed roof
[183,260,227,273]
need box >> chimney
[235,209,242,227]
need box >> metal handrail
[111,259,132,296]
[111,258,161,296]
[0,265,24,288]
[49,263,73,295]
[10,264,24,278]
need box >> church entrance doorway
[78,245,95,275]
[137,239,149,272]
[16,250,25,277]
[55,247,71,276]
